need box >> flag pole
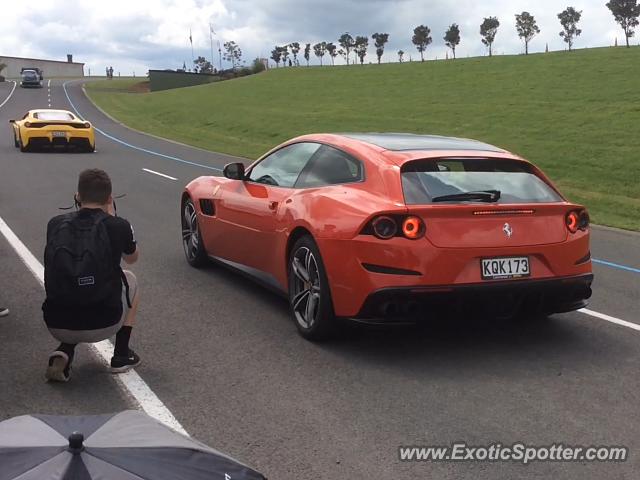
[209,23,215,72]
[189,28,194,70]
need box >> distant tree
[252,58,266,73]
[304,43,311,66]
[193,56,213,73]
[398,50,405,62]
[606,0,640,48]
[270,47,281,68]
[515,11,540,55]
[338,33,355,65]
[313,42,327,65]
[326,42,338,65]
[289,42,301,66]
[337,48,348,63]
[558,7,582,51]
[412,25,433,62]
[480,16,500,56]
[354,36,369,64]
[279,46,290,66]
[444,24,461,59]
[371,32,390,64]
[223,41,242,68]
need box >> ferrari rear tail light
[84,122,91,128]
[364,215,426,240]
[578,210,590,230]
[402,216,425,240]
[566,209,589,234]
[24,121,31,127]
[371,216,397,240]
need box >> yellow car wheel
[18,134,29,153]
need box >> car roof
[29,109,74,115]
[284,133,522,169]
[340,133,505,153]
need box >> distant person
[288,59,292,67]
[42,169,141,382]
[0,306,8,317]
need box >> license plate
[481,257,530,280]
[52,131,66,138]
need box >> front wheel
[13,133,19,148]
[288,235,336,341]
[181,198,208,267]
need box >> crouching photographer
[42,168,141,382]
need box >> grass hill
[85,47,640,230]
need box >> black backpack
[44,211,121,307]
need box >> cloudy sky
[0,0,630,74]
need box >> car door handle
[268,201,278,211]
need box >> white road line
[579,308,640,332]
[47,79,51,88]
[142,168,178,181]
[0,215,188,436]
[0,81,17,109]
[62,80,222,173]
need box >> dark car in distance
[20,69,43,88]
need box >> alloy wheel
[181,201,200,261]
[291,246,322,329]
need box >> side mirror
[223,162,245,180]
[8,120,15,123]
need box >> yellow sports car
[9,109,95,152]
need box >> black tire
[13,133,19,148]
[19,136,29,152]
[181,198,208,268]
[288,235,337,341]
[86,142,95,153]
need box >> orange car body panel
[184,134,592,318]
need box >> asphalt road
[0,79,638,479]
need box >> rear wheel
[181,198,208,268]
[86,142,95,153]
[288,235,336,341]
[13,133,19,148]
[19,136,29,152]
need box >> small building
[0,54,84,79]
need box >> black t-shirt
[42,208,137,330]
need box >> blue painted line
[62,81,222,172]
[593,259,640,275]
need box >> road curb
[79,81,246,162]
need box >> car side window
[296,145,363,188]
[247,142,321,187]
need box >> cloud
[0,0,631,75]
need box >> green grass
[85,47,640,230]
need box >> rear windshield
[34,111,75,121]
[401,158,563,204]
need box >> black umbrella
[0,410,266,480]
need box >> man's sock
[114,326,133,357]
[55,343,76,363]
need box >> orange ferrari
[182,133,593,339]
